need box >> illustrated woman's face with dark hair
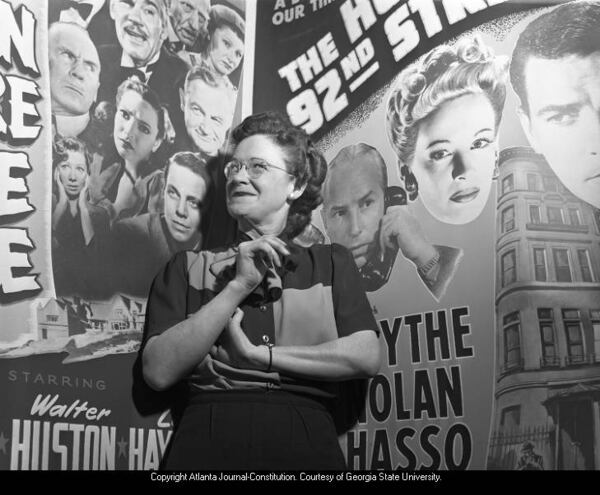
[411,93,498,224]
[58,150,88,199]
[114,89,162,164]
[208,26,244,77]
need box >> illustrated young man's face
[180,78,234,156]
[519,52,600,208]
[163,162,207,243]
[49,25,100,116]
[321,159,385,269]
[170,0,210,49]
[110,0,167,66]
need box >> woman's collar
[235,228,293,245]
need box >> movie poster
[1,0,599,471]
[0,0,250,470]
[251,0,600,470]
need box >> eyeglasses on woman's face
[224,158,294,180]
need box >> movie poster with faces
[0,0,599,472]
[252,0,600,470]
[0,0,250,470]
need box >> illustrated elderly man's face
[170,0,210,49]
[49,24,100,116]
[518,52,600,208]
[110,0,168,66]
[180,78,234,156]
[321,158,386,269]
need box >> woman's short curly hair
[208,4,245,41]
[386,36,508,170]
[230,111,327,239]
[53,136,91,173]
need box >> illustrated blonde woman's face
[411,93,498,224]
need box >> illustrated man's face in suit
[110,0,168,66]
[49,23,100,117]
[321,159,385,269]
[170,0,210,49]
[518,52,600,208]
[179,78,234,156]
[163,162,207,243]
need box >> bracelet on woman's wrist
[263,343,274,372]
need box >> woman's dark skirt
[163,390,347,470]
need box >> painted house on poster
[489,147,600,470]
[88,296,145,332]
[36,298,70,340]
[37,295,146,340]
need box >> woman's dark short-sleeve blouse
[144,242,378,398]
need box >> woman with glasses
[140,111,380,470]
